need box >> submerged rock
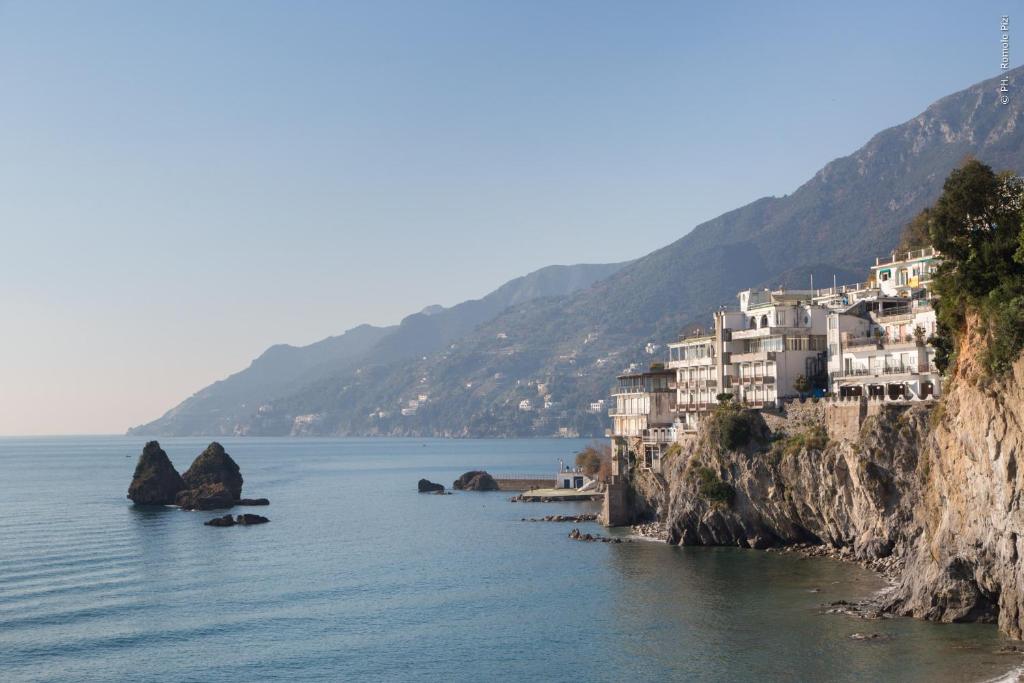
[418,479,445,493]
[127,441,186,505]
[182,442,243,499]
[567,527,625,543]
[452,471,499,491]
[204,513,269,527]
[175,483,235,511]
[205,514,236,527]
[236,513,269,525]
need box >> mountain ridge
[129,260,628,435]
[132,67,1024,438]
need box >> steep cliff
[637,404,928,556]
[629,342,1024,637]
[889,319,1024,636]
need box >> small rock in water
[205,514,236,527]
[237,498,270,506]
[236,513,269,525]
[849,632,888,641]
[417,479,445,493]
[452,471,499,491]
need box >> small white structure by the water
[555,460,594,490]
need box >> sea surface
[0,436,1021,682]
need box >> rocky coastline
[617,345,1024,640]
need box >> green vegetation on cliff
[925,160,1024,376]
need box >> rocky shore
[567,527,632,544]
[522,513,598,523]
[767,542,903,583]
[629,521,669,541]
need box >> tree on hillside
[927,160,1024,375]
[896,208,934,253]
[575,441,610,478]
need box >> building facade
[609,246,945,453]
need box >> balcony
[874,305,914,322]
[642,428,677,445]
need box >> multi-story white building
[609,367,677,470]
[872,247,940,298]
[825,249,942,401]
[667,331,721,431]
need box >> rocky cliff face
[889,321,1024,636]
[629,344,1024,638]
[638,405,927,556]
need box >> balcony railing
[874,247,939,266]
[845,337,881,349]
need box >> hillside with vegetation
[132,67,1024,438]
[129,262,626,436]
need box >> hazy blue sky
[0,1,1014,434]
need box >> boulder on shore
[127,441,186,505]
[175,483,235,511]
[452,471,500,491]
[418,479,445,493]
[181,442,243,500]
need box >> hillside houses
[608,247,943,466]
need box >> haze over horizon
[1,1,1015,435]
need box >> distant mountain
[129,261,627,436]
[132,67,1024,438]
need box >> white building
[825,250,942,401]
[609,367,677,471]
[608,246,945,467]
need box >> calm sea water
[0,436,1020,682]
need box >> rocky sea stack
[127,441,186,505]
[452,471,499,491]
[127,441,269,519]
[181,442,243,499]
